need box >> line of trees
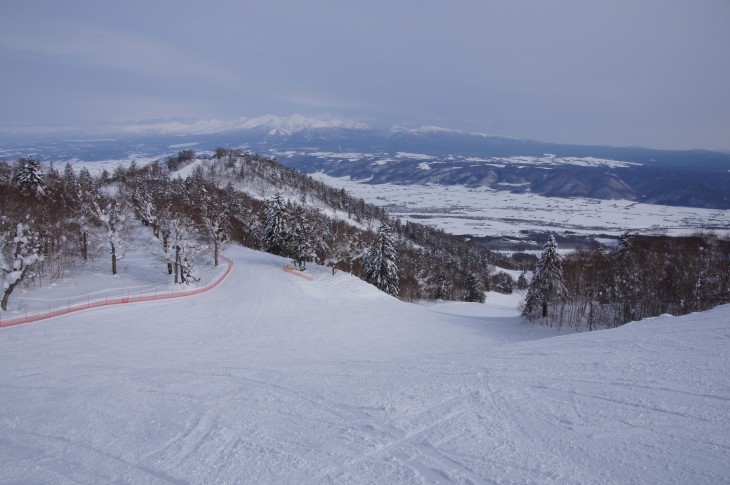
[522,232,730,330]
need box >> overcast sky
[2,0,729,150]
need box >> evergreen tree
[286,205,313,270]
[14,157,45,195]
[610,231,639,325]
[523,235,569,325]
[434,269,451,300]
[493,271,514,294]
[262,194,288,255]
[516,271,529,290]
[364,223,399,297]
[464,271,486,302]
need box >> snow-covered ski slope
[1,246,728,484]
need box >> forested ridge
[2,149,728,330]
[0,149,506,310]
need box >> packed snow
[1,245,728,483]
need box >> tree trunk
[45,238,52,285]
[111,242,117,275]
[174,245,181,284]
[163,232,172,275]
[81,231,88,261]
[1,267,30,311]
[214,239,219,267]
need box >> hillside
[1,245,728,483]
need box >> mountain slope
[5,114,730,208]
[1,245,728,483]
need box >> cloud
[1,0,729,150]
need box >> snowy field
[311,173,730,239]
[1,245,728,483]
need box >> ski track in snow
[1,246,729,484]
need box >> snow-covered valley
[310,173,730,240]
[1,245,728,484]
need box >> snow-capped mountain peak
[117,114,369,137]
[389,124,460,135]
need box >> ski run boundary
[0,256,234,329]
[282,263,314,281]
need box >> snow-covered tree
[1,220,43,311]
[286,205,314,270]
[13,157,45,195]
[493,271,514,294]
[90,197,129,275]
[464,271,486,303]
[75,167,97,261]
[516,271,529,290]
[262,194,288,255]
[364,223,399,297]
[199,190,230,268]
[433,269,451,300]
[523,235,569,325]
[167,214,202,284]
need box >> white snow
[1,245,728,483]
[478,155,641,169]
[239,114,369,135]
[311,173,730,238]
[396,152,436,160]
[390,125,461,135]
[168,142,199,149]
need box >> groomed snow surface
[1,246,728,484]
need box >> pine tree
[14,157,45,195]
[516,271,529,290]
[523,235,569,325]
[286,205,313,270]
[464,271,486,302]
[434,269,450,300]
[262,194,288,255]
[610,231,639,325]
[364,223,399,297]
[493,271,514,294]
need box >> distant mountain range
[3,114,730,209]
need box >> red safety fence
[283,263,314,281]
[0,255,234,329]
